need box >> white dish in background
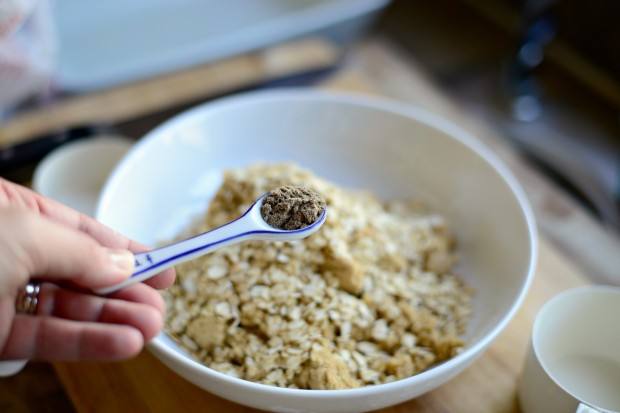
[96,89,537,412]
[33,136,133,217]
[519,285,620,413]
[52,0,390,91]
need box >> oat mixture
[161,163,473,389]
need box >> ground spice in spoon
[261,186,326,230]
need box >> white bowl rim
[101,88,538,398]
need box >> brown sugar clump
[322,245,366,295]
[186,313,227,350]
[261,186,326,230]
[295,346,361,390]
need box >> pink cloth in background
[0,0,56,114]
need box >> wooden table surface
[2,36,619,413]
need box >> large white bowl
[96,89,537,413]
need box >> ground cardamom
[261,186,326,230]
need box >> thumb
[2,209,134,290]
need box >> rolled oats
[161,163,473,389]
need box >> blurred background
[376,0,620,231]
[1,0,618,230]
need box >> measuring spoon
[95,193,327,295]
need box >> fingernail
[106,249,135,275]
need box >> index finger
[1,178,134,248]
[41,194,176,290]
[43,198,176,290]
[1,179,175,289]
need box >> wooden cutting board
[49,39,593,412]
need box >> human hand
[0,178,175,361]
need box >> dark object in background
[506,0,558,122]
[0,125,113,176]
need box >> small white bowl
[97,89,538,413]
[33,136,133,216]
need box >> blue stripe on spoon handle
[95,195,326,295]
